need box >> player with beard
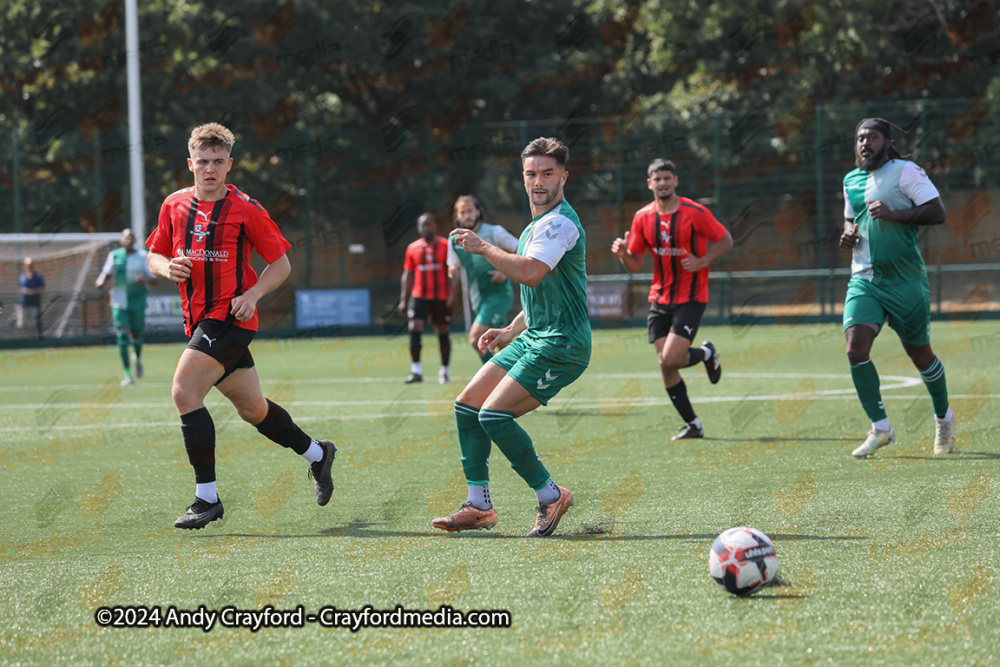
[839,118,954,457]
[446,195,520,364]
[433,137,589,537]
[611,159,733,440]
[399,212,457,384]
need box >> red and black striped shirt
[403,236,450,301]
[627,197,728,305]
[147,184,292,336]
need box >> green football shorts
[843,276,931,346]
[474,293,513,328]
[113,305,146,335]
[489,334,589,405]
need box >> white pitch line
[0,394,995,433]
[0,371,922,394]
[0,374,925,410]
[0,371,923,398]
[0,376,406,392]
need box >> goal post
[0,233,122,342]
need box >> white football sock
[467,485,492,510]
[873,418,891,432]
[412,362,422,375]
[691,417,703,429]
[535,479,561,505]
[301,440,323,463]
[196,482,218,503]
[935,407,954,423]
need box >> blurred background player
[16,257,45,339]
[434,137,589,538]
[447,194,519,364]
[839,118,954,457]
[611,159,733,440]
[96,228,156,386]
[398,212,457,383]
[147,123,336,529]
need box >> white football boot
[852,427,895,458]
[933,416,955,454]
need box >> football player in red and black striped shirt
[147,123,337,529]
[611,159,733,440]
[398,212,458,384]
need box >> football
[708,526,778,596]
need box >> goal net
[0,233,122,342]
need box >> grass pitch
[1,321,997,665]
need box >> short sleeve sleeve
[692,207,728,243]
[843,183,856,219]
[147,203,174,256]
[899,162,940,206]
[626,212,648,255]
[245,203,291,263]
[403,244,417,272]
[521,215,580,269]
[493,225,520,253]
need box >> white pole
[125,0,146,244]
[460,266,471,335]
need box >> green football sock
[117,337,131,373]
[919,357,950,418]
[478,409,550,490]
[850,359,887,422]
[454,402,491,485]
[133,337,143,360]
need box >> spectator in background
[17,257,45,338]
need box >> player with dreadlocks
[839,118,955,457]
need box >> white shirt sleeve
[446,240,459,269]
[521,215,580,270]
[492,225,520,253]
[843,184,856,219]
[899,161,940,206]
[140,251,156,278]
[101,252,115,276]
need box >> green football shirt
[843,159,940,284]
[517,199,591,357]
[101,247,152,310]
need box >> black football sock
[181,407,216,484]
[438,333,451,367]
[255,399,312,455]
[685,347,706,367]
[667,380,697,423]
[409,329,422,363]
